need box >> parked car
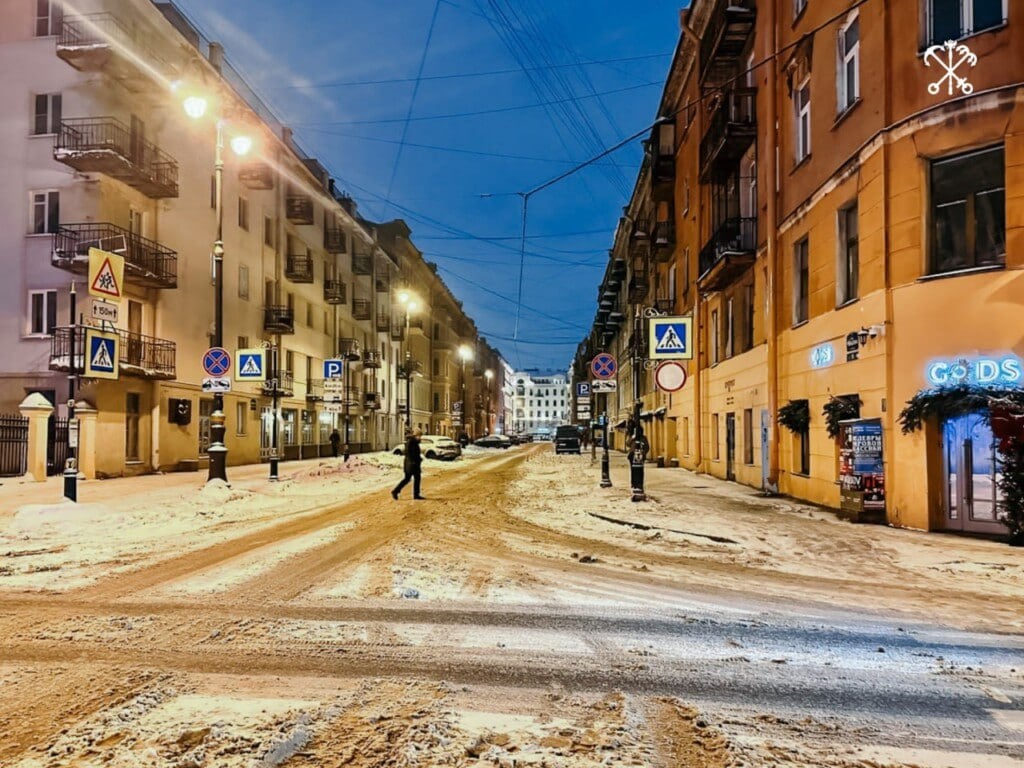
[393,435,461,460]
[554,425,582,455]
[474,434,511,449]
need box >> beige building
[0,0,488,477]
[579,0,1023,535]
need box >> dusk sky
[171,0,685,373]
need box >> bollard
[269,454,279,482]
[629,444,646,502]
[63,458,78,503]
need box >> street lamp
[397,291,419,430]
[183,92,252,484]
[484,369,494,434]
[458,344,473,439]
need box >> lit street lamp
[458,344,473,440]
[182,91,251,484]
[397,290,419,430]
[484,369,494,434]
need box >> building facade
[578,0,1022,535]
[0,0,489,477]
[510,371,569,437]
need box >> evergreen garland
[778,399,810,434]
[999,436,1024,546]
[822,395,862,439]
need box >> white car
[393,435,461,460]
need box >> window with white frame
[35,0,62,36]
[28,290,57,336]
[837,14,859,113]
[33,93,61,135]
[927,0,1006,46]
[30,190,59,234]
[795,77,811,162]
[837,204,859,305]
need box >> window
[35,0,62,36]
[237,335,249,350]
[837,204,859,305]
[793,237,809,325]
[712,414,720,460]
[433,392,440,411]
[930,145,1005,274]
[928,0,1006,45]
[682,417,690,455]
[711,309,720,365]
[264,215,275,248]
[238,197,249,230]
[798,428,811,475]
[238,264,249,300]
[125,393,140,461]
[837,15,860,113]
[33,93,61,135]
[743,283,755,352]
[744,409,754,464]
[795,77,811,162]
[305,301,313,327]
[28,290,57,335]
[725,297,734,359]
[236,402,247,436]
[794,0,807,18]
[682,248,690,295]
[30,190,59,234]
[285,350,294,376]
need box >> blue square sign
[648,316,694,360]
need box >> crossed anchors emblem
[924,40,977,96]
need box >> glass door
[944,413,1006,534]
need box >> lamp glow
[229,135,253,156]
[183,95,208,119]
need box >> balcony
[324,279,346,305]
[362,350,381,369]
[52,222,176,289]
[364,391,381,411]
[239,162,273,190]
[324,227,346,254]
[338,337,361,360]
[653,221,676,262]
[699,0,756,86]
[56,14,165,89]
[53,118,179,199]
[263,305,295,334]
[262,373,294,397]
[49,326,176,380]
[628,270,649,303]
[649,121,676,199]
[409,315,425,333]
[375,276,390,293]
[391,321,406,342]
[700,88,757,182]
[376,312,391,333]
[352,298,371,321]
[698,217,757,292]
[285,254,314,283]
[306,379,324,401]
[286,194,314,224]
[353,253,373,275]
[654,297,674,314]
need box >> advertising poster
[839,418,886,523]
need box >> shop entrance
[725,412,736,481]
[943,413,1006,534]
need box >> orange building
[578,0,1023,535]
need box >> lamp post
[397,290,419,431]
[484,369,494,434]
[458,344,473,440]
[183,93,251,484]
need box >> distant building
[510,371,569,435]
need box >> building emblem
[924,40,977,97]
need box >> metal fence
[48,417,69,476]
[0,415,28,477]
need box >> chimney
[208,42,224,73]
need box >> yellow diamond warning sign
[88,247,125,301]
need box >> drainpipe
[765,0,781,493]
[881,0,898,524]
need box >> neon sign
[810,343,835,369]
[926,356,1023,386]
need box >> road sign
[453,401,463,413]
[87,247,124,300]
[323,402,345,414]
[84,329,118,379]
[576,381,591,397]
[649,316,694,360]
[202,377,232,393]
[577,396,591,405]
[68,418,79,449]
[655,361,688,392]
[203,347,231,377]
[323,379,345,394]
[235,348,266,381]
[577,407,592,417]
[591,380,618,393]
[90,299,119,324]
[591,353,617,380]
[323,358,345,379]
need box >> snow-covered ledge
[18,393,53,483]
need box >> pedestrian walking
[342,442,350,464]
[329,428,341,457]
[391,429,425,500]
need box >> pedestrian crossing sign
[84,329,119,379]
[648,316,694,360]
[234,348,266,382]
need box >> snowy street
[1,444,1023,767]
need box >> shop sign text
[926,356,1022,387]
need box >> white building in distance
[510,371,569,437]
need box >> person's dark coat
[403,434,422,473]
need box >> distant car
[474,434,511,449]
[393,435,461,460]
[554,425,582,455]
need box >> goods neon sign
[925,356,1023,386]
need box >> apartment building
[579,0,1022,535]
[510,371,569,436]
[0,0,486,477]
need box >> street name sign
[87,247,124,301]
[649,316,694,360]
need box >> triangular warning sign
[655,325,685,352]
[91,339,114,370]
[240,355,261,376]
[90,257,121,299]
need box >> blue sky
[173,0,684,372]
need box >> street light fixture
[458,344,473,439]
[397,291,419,430]
[484,369,494,435]
[183,92,252,484]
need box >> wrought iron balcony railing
[261,372,294,397]
[49,326,175,379]
[52,222,177,289]
[286,194,314,224]
[53,117,179,198]
[263,305,295,334]
[324,227,346,253]
[353,253,373,275]
[352,298,371,321]
[239,161,274,190]
[285,254,314,283]
[376,312,391,332]
[698,216,757,291]
[324,279,346,305]
[700,88,757,181]
[699,0,756,85]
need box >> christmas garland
[777,399,810,434]
[822,395,862,439]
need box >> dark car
[474,434,511,449]
[555,425,582,455]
